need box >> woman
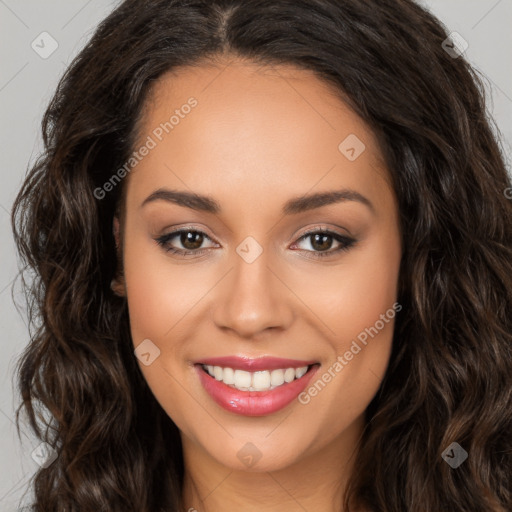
[11,0,512,510]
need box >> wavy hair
[11,0,512,510]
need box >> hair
[10,0,512,510]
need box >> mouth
[194,359,320,416]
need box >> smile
[194,356,320,416]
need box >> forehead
[126,59,393,217]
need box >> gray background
[1,0,511,509]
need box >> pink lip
[195,363,320,416]
[194,355,318,371]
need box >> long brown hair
[11,0,512,510]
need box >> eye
[154,226,357,259]
[290,228,357,259]
[154,227,217,256]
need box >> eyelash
[154,226,357,259]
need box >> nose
[211,250,294,339]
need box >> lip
[195,362,320,416]
[194,355,318,372]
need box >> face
[112,59,402,475]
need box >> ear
[111,216,126,297]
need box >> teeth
[234,369,252,389]
[213,366,223,380]
[252,371,271,391]
[270,369,285,386]
[202,364,310,391]
[295,366,308,379]
[222,366,235,385]
[284,368,296,383]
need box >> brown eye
[309,233,334,251]
[291,230,357,259]
[155,228,216,256]
[180,231,205,250]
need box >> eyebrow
[141,187,375,215]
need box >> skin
[112,57,402,512]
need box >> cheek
[293,229,400,419]
[337,250,399,342]
[122,232,209,344]
[121,234,205,430]
[294,229,401,348]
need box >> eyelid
[293,224,351,240]
[158,224,218,243]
